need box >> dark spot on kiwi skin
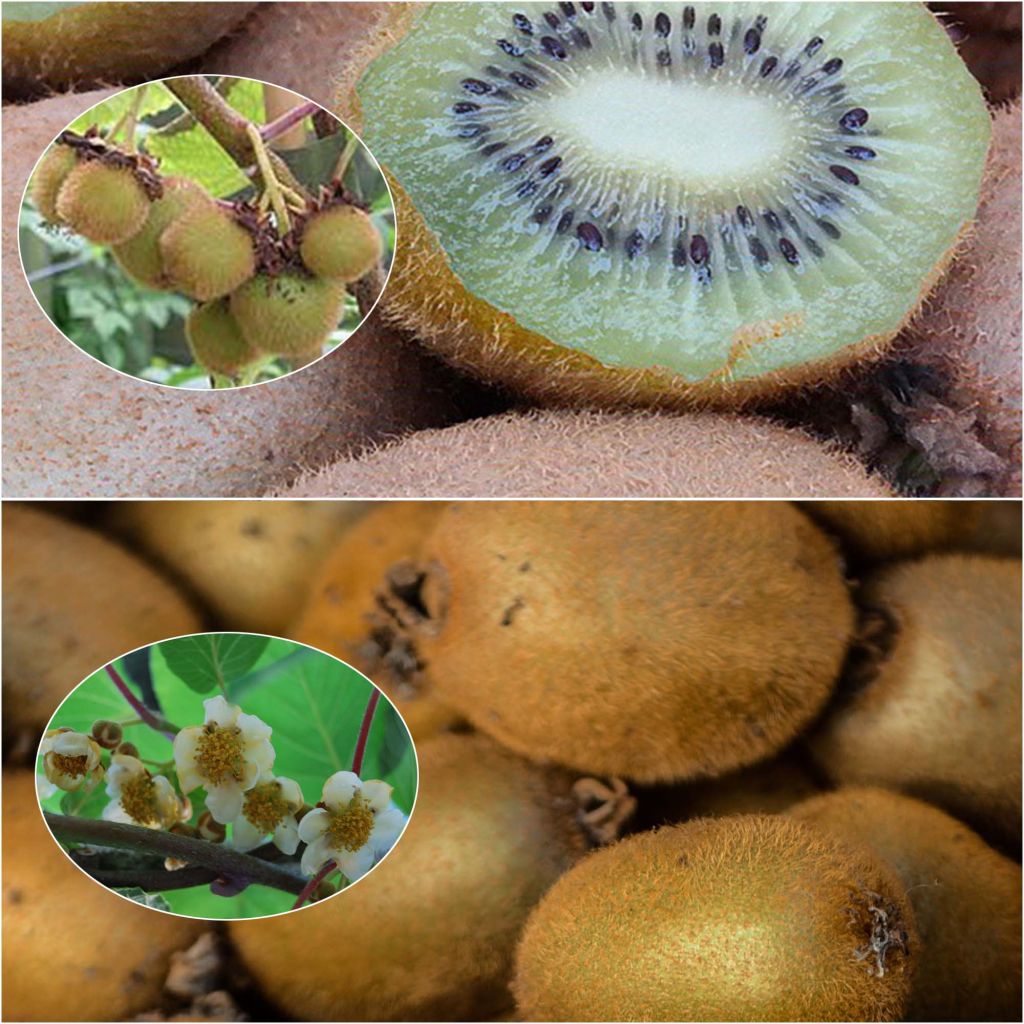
[519,561,531,572]
[577,222,604,251]
[830,164,860,186]
[840,107,869,130]
[240,519,265,539]
[500,597,525,626]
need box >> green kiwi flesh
[355,2,989,389]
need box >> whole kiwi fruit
[300,204,383,283]
[159,203,256,301]
[513,814,917,1022]
[55,159,150,244]
[282,409,891,497]
[2,504,200,733]
[338,2,989,408]
[229,733,585,1021]
[28,143,77,223]
[790,787,1021,1022]
[289,501,459,740]
[230,273,346,356]
[392,501,853,782]
[185,299,259,376]
[2,772,204,1022]
[807,554,1022,847]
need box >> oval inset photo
[36,633,416,920]
[19,76,393,389]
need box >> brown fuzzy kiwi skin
[55,160,150,244]
[3,2,259,99]
[807,554,1022,849]
[28,144,77,223]
[408,502,853,783]
[288,501,459,740]
[802,501,984,563]
[300,204,382,283]
[160,203,256,301]
[106,500,368,635]
[334,7,974,412]
[4,91,487,498]
[790,787,1022,1022]
[3,772,204,1022]
[2,504,200,734]
[896,103,1022,492]
[281,409,892,498]
[512,815,917,1022]
[229,733,586,1022]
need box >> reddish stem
[261,101,319,143]
[105,664,177,739]
[352,688,382,776]
[291,856,337,911]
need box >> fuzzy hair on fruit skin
[185,298,258,376]
[3,2,258,99]
[513,815,917,1022]
[289,501,460,740]
[55,160,150,244]
[229,733,585,1022]
[230,272,346,356]
[790,787,1022,1022]
[807,554,1022,849]
[112,176,209,290]
[280,408,891,497]
[28,144,77,223]
[802,501,983,563]
[300,204,382,283]
[2,773,204,1022]
[160,203,256,301]
[2,505,200,733]
[334,5,979,412]
[4,91,486,498]
[406,502,853,783]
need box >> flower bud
[198,810,226,843]
[115,741,139,758]
[91,719,123,749]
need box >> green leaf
[160,635,271,694]
[163,881,294,920]
[115,888,173,911]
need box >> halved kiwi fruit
[341,2,990,406]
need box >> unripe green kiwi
[291,501,460,740]
[28,144,77,223]
[185,298,259,377]
[807,554,1021,847]
[300,204,382,283]
[790,787,1021,1022]
[159,202,256,300]
[229,272,346,356]
[229,733,585,1020]
[112,176,209,290]
[54,159,150,244]
[803,501,983,563]
[401,502,853,783]
[513,815,917,1022]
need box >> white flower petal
[369,807,407,854]
[52,732,92,757]
[301,836,330,876]
[173,727,200,766]
[102,800,133,824]
[322,771,360,809]
[237,712,272,742]
[297,807,329,844]
[277,777,303,809]
[177,764,203,794]
[238,759,262,791]
[273,817,300,856]
[335,844,376,882]
[203,695,238,728]
[35,774,58,800]
[205,781,244,824]
[360,780,393,813]
[231,815,266,852]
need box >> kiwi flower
[103,754,186,829]
[39,727,105,793]
[173,696,275,824]
[229,775,304,854]
[298,771,407,879]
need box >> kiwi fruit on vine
[300,204,383,282]
[3,772,204,1022]
[28,144,77,224]
[790,787,1022,1022]
[802,500,984,563]
[107,501,368,635]
[290,501,459,740]
[339,2,990,408]
[807,554,1022,847]
[159,202,256,301]
[185,299,259,377]
[3,2,259,99]
[230,272,346,356]
[112,176,209,290]
[229,733,585,1021]
[282,408,891,497]
[394,501,853,782]
[513,814,917,1021]
[5,90,487,498]
[54,159,150,244]
[2,504,200,733]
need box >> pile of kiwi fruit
[4,499,1019,1022]
[28,124,383,382]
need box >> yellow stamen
[50,753,88,777]
[243,781,289,834]
[326,793,374,852]
[120,773,158,825]
[195,725,244,785]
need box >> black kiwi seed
[631,12,642,32]
[760,56,778,77]
[577,222,604,251]
[559,2,576,17]
[538,156,562,177]
[541,36,568,59]
[845,145,876,160]
[840,107,869,130]
[533,204,553,224]
[805,36,823,56]
[822,57,842,74]
[502,153,527,172]
[481,142,507,156]
[690,234,710,265]
[461,78,492,95]
[556,210,574,234]
[779,237,801,264]
[749,237,770,266]
[708,13,722,35]
[817,219,841,240]
[511,71,538,88]
[672,238,688,268]
[601,2,615,21]
[655,12,671,37]
[513,12,533,35]
[544,11,560,29]
[498,39,525,57]
[452,101,480,114]
[533,135,555,152]
[829,164,860,185]
[744,29,761,54]
[683,6,695,30]
[625,229,644,259]
[763,210,782,232]
[709,43,724,68]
